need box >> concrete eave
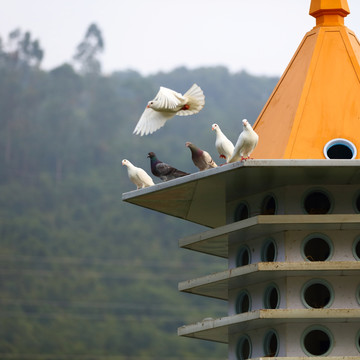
[179,214,360,258]
[179,261,360,300]
[178,309,360,343]
[122,159,360,228]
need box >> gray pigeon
[186,142,217,171]
[147,152,189,181]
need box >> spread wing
[133,107,175,136]
[154,87,185,110]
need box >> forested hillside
[0,29,278,360]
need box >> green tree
[5,28,44,67]
[0,55,279,359]
[73,23,104,74]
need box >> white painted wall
[226,184,360,358]
[229,323,360,359]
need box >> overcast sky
[1,0,360,77]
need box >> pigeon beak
[146,105,150,108]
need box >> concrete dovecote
[123,0,360,358]
[124,161,360,358]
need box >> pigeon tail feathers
[177,84,205,116]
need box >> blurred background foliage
[0,25,278,360]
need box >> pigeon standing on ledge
[133,84,205,136]
[122,159,155,189]
[228,119,259,162]
[147,152,189,181]
[211,123,235,163]
[186,142,217,171]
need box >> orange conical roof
[252,0,360,159]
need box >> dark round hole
[265,286,279,309]
[235,203,249,221]
[304,237,330,261]
[268,287,279,309]
[355,240,360,260]
[237,336,251,360]
[265,242,275,261]
[261,195,276,215]
[327,144,353,159]
[241,340,250,359]
[237,247,250,267]
[304,191,331,214]
[236,292,250,314]
[303,329,331,356]
[304,283,331,308]
[265,331,278,357]
[356,195,360,213]
[262,240,277,262]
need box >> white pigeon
[133,84,205,136]
[228,119,259,163]
[122,159,155,189]
[211,123,235,163]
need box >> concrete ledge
[179,214,360,258]
[122,159,360,228]
[178,309,360,343]
[178,261,360,300]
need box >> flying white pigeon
[133,84,205,136]
[122,159,155,189]
[185,142,217,171]
[211,123,235,163]
[228,119,259,163]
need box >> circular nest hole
[324,138,356,159]
[261,195,277,215]
[302,327,332,356]
[264,330,279,357]
[236,246,251,267]
[234,202,249,221]
[303,235,332,261]
[303,282,332,309]
[303,190,332,214]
